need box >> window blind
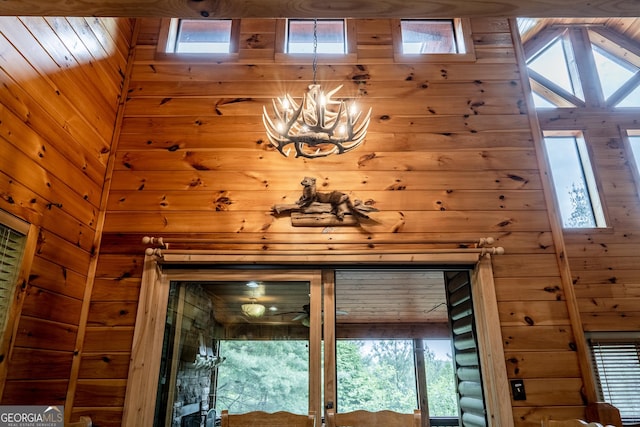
[589,339,640,425]
[0,222,26,330]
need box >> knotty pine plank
[1,380,68,405]
[111,148,539,172]
[21,286,83,325]
[572,270,640,286]
[78,353,132,379]
[509,378,584,406]
[129,61,521,82]
[574,283,640,299]
[99,230,552,254]
[91,278,141,302]
[491,254,559,278]
[126,79,525,98]
[494,277,564,302]
[501,325,575,351]
[94,254,145,280]
[87,301,138,327]
[118,113,531,134]
[106,189,546,212]
[5,348,73,380]
[82,327,135,353]
[73,379,127,407]
[36,230,93,276]
[108,170,543,191]
[29,256,88,300]
[122,95,525,116]
[498,300,571,326]
[13,316,79,352]
[578,296,640,313]
[102,209,552,233]
[504,350,581,378]
[116,130,535,151]
[580,311,640,331]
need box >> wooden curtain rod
[144,246,505,257]
[142,236,498,248]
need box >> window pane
[175,19,232,53]
[591,45,637,100]
[590,340,640,424]
[401,20,457,54]
[617,84,640,108]
[154,280,311,426]
[544,135,606,228]
[629,134,640,177]
[217,340,309,413]
[288,20,345,54]
[422,340,457,417]
[528,37,584,100]
[336,339,418,412]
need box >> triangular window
[528,36,584,104]
[523,25,640,109]
[592,44,638,100]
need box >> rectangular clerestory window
[162,18,237,54]
[543,131,607,228]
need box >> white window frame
[625,129,640,202]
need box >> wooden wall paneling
[0,13,130,425]
[106,189,546,212]
[13,316,78,351]
[78,353,132,379]
[6,348,74,380]
[111,148,539,172]
[1,380,69,405]
[0,18,116,142]
[0,142,99,225]
[0,86,108,186]
[504,350,581,378]
[20,286,83,325]
[74,379,127,407]
[83,327,135,353]
[80,16,611,426]
[108,170,543,192]
[511,18,601,412]
[28,256,87,300]
[24,17,120,105]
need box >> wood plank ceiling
[0,0,638,18]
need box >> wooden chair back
[326,409,421,427]
[220,410,316,427]
[541,417,608,427]
[66,416,92,427]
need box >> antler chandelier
[262,20,371,159]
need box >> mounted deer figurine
[272,177,378,225]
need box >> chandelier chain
[312,18,318,84]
